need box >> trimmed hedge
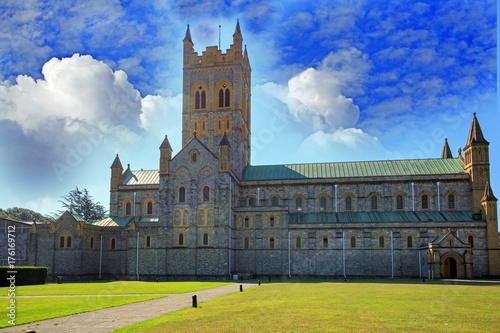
[0,267,48,287]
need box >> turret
[219,132,231,172]
[441,138,453,158]
[110,154,123,191]
[464,113,490,212]
[481,181,500,276]
[159,135,173,175]
[183,24,194,65]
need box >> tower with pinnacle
[181,20,251,177]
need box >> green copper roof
[289,211,476,224]
[241,158,465,181]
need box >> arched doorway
[443,257,457,278]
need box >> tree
[58,187,107,223]
[0,207,53,223]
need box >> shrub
[0,266,48,287]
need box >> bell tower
[181,20,251,178]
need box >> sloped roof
[482,180,497,202]
[93,216,135,227]
[159,135,172,150]
[110,154,123,169]
[289,211,475,224]
[242,158,465,181]
[441,139,453,158]
[123,170,159,185]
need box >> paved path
[2,282,257,333]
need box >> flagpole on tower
[219,25,221,49]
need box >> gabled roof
[123,170,159,185]
[242,158,465,181]
[482,180,497,202]
[110,154,123,169]
[466,112,488,147]
[441,138,453,158]
[430,229,469,247]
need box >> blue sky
[0,0,497,217]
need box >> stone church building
[4,21,500,280]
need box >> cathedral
[6,21,500,280]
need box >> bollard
[192,295,197,308]
[240,284,243,292]
[258,280,261,286]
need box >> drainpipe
[343,231,346,278]
[418,251,421,279]
[133,192,136,216]
[288,231,291,278]
[257,187,260,206]
[335,185,338,213]
[437,182,440,211]
[99,234,103,279]
[411,182,415,211]
[229,182,232,277]
[136,231,139,281]
[391,231,394,278]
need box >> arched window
[379,236,385,249]
[225,89,230,107]
[203,186,210,202]
[248,197,255,206]
[178,233,184,246]
[111,238,116,249]
[269,236,275,249]
[296,197,303,211]
[396,195,403,210]
[192,152,197,163]
[371,196,378,211]
[60,236,65,248]
[90,237,94,249]
[202,121,205,131]
[422,194,429,210]
[407,235,413,249]
[320,196,327,211]
[244,236,249,249]
[195,91,200,109]
[66,236,72,248]
[219,89,224,107]
[179,187,186,203]
[295,236,302,249]
[218,120,221,130]
[201,90,206,109]
[226,119,230,129]
[125,202,131,216]
[244,217,249,228]
[350,236,356,248]
[448,194,456,209]
[146,201,153,215]
[467,235,474,248]
[146,235,151,248]
[271,197,279,206]
[270,216,275,228]
[202,232,209,246]
[345,196,352,211]
[323,236,329,249]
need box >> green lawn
[0,280,233,296]
[0,296,162,328]
[113,280,500,333]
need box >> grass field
[0,280,234,328]
[0,280,233,296]
[0,296,162,328]
[113,280,500,333]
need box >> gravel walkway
[1,282,257,333]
